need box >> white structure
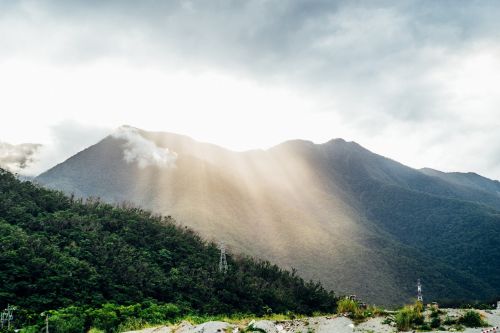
[497,301,500,310]
[417,279,423,303]
[219,242,228,273]
[0,305,15,330]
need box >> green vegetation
[0,169,337,331]
[394,302,424,331]
[458,310,488,328]
[391,302,489,332]
[336,298,360,316]
[336,298,384,322]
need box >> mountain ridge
[35,127,500,305]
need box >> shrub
[48,307,86,333]
[443,316,457,325]
[458,310,486,328]
[336,298,359,316]
[88,304,120,332]
[394,302,424,331]
[19,326,38,333]
[429,309,439,318]
[394,307,413,331]
[419,322,431,331]
[430,317,441,328]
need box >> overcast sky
[1,0,500,179]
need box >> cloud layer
[1,1,500,178]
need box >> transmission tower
[417,279,423,303]
[219,242,228,274]
[1,304,15,330]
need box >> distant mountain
[420,168,500,198]
[36,126,500,305]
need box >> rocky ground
[124,309,500,333]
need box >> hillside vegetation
[36,127,500,304]
[0,168,337,329]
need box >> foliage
[0,168,338,329]
[336,298,382,322]
[394,302,424,331]
[430,316,441,329]
[343,153,500,302]
[336,298,359,316]
[443,316,457,326]
[457,310,487,328]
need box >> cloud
[112,126,177,168]
[0,142,42,172]
[1,1,500,178]
[3,1,499,125]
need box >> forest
[0,169,337,331]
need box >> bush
[89,304,121,332]
[430,317,441,328]
[19,326,38,333]
[394,302,424,331]
[419,322,431,331]
[443,316,457,325]
[458,310,486,328]
[395,307,413,331]
[48,307,86,333]
[336,298,359,315]
[336,298,369,321]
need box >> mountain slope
[420,167,500,198]
[36,127,500,305]
[0,168,337,315]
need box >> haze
[1,0,500,179]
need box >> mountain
[420,167,500,198]
[0,168,336,316]
[36,126,500,305]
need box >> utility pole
[417,279,423,303]
[219,241,228,274]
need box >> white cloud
[112,126,177,168]
[0,142,42,173]
[1,1,500,179]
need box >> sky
[1,0,500,179]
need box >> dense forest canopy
[0,168,337,318]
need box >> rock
[122,326,171,333]
[182,321,231,333]
[253,320,279,333]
